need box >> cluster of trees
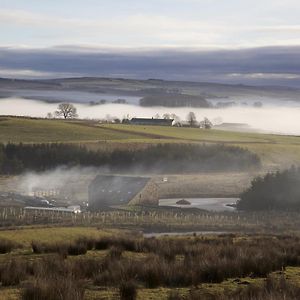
[139,94,211,107]
[89,99,127,106]
[0,143,261,174]
[215,101,263,108]
[47,103,213,129]
[185,112,213,128]
[96,112,213,128]
[237,166,300,211]
[152,112,213,128]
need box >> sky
[0,0,300,85]
[1,0,300,48]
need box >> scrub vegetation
[2,231,300,299]
[0,117,300,299]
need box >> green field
[0,117,147,143]
[1,117,300,169]
[0,226,119,247]
[2,117,300,145]
[103,123,300,144]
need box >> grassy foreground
[0,227,118,247]
[2,227,300,299]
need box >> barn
[130,118,173,126]
[88,175,158,210]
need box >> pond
[143,231,232,238]
[159,197,239,212]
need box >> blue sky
[1,0,300,48]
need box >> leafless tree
[199,117,213,129]
[171,113,180,122]
[186,111,197,127]
[46,112,53,119]
[163,113,171,119]
[55,103,78,119]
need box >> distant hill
[140,94,211,107]
[1,77,300,106]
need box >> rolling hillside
[0,116,300,169]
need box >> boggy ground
[2,227,300,299]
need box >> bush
[22,277,84,300]
[168,290,182,300]
[119,280,137,300]
[238,166,300,211]
[75,237,95,251]
[108,246,123,260]
[31,241,68,257]
[0,259,26,286]
[0,238,19,254]
[229,275,300,300]
[94,237,113,250]
[31,240,87,256]
[67,243,87,256]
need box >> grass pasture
[0,227,118,247]
[0,117,299,169]
[103,123,300,145]
[103,124,300,169]
[0,117,147,143]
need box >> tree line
[237,166,300,211]
[0,143,261,174]
[139,94,211,108]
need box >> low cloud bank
[0,98,300,135]
[1,46,300,86]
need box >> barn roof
[130,118,173,125]
[88,175,151,209]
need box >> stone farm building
[88,175,158,210]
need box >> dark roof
[88,175,150,209]
[130,118,173,125]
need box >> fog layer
[17,166,100,199]
[1,98,300,135]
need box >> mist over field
[1,97,300,135]
[17,166,99,196]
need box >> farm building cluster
[128,117,213,128]
[4,174,159,214]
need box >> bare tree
[46,112,53,119]
[186,111,197,127]
[122,114,131,124]
[171,113,180,122]
[199,117,213,129]
[55,103,78,119]
[163,113,171,119]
